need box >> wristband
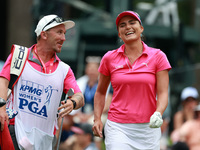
[0,97,6,107]
[69,99,76,109]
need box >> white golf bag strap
[7,45,29,98]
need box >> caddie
[0,14,84,150]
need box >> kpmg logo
[20,85,42,96]
[18,80,58,118]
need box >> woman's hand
[92,119,103,138]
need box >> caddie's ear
[40,31,48,40]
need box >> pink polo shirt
[99,42,171,123]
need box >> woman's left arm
[156,70,169,115]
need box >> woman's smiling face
[117,15,144,44]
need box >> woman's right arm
[93,73,110,138]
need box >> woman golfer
[92,11,171,150]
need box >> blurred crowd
[162,86,200,150]
[170,87,200,150]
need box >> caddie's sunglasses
[42,17,63,31]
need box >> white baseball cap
[35,14,75,37]
[181,87,199,101]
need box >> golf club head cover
[6,108,18,119]
[8,45,29,99]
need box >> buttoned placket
[118,42,149,71]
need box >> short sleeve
[0,53,12,81]
[156,51,171,73]
[98,52,111,76]
[63,67,81,94]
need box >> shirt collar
[28,44,60,63]
[117,41,149,56]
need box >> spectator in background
[59,123,98,150]
[57,56,101,148]
[60,56,111,150]
[178,103,200,150]
[60,56,105,150]
[75,56,108,150]
[174,87,199,129]
[171,87,199,143]
[71,123,98,150]
[55,115,75,149]
[75,56,101,123]
[172,103,200,150]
